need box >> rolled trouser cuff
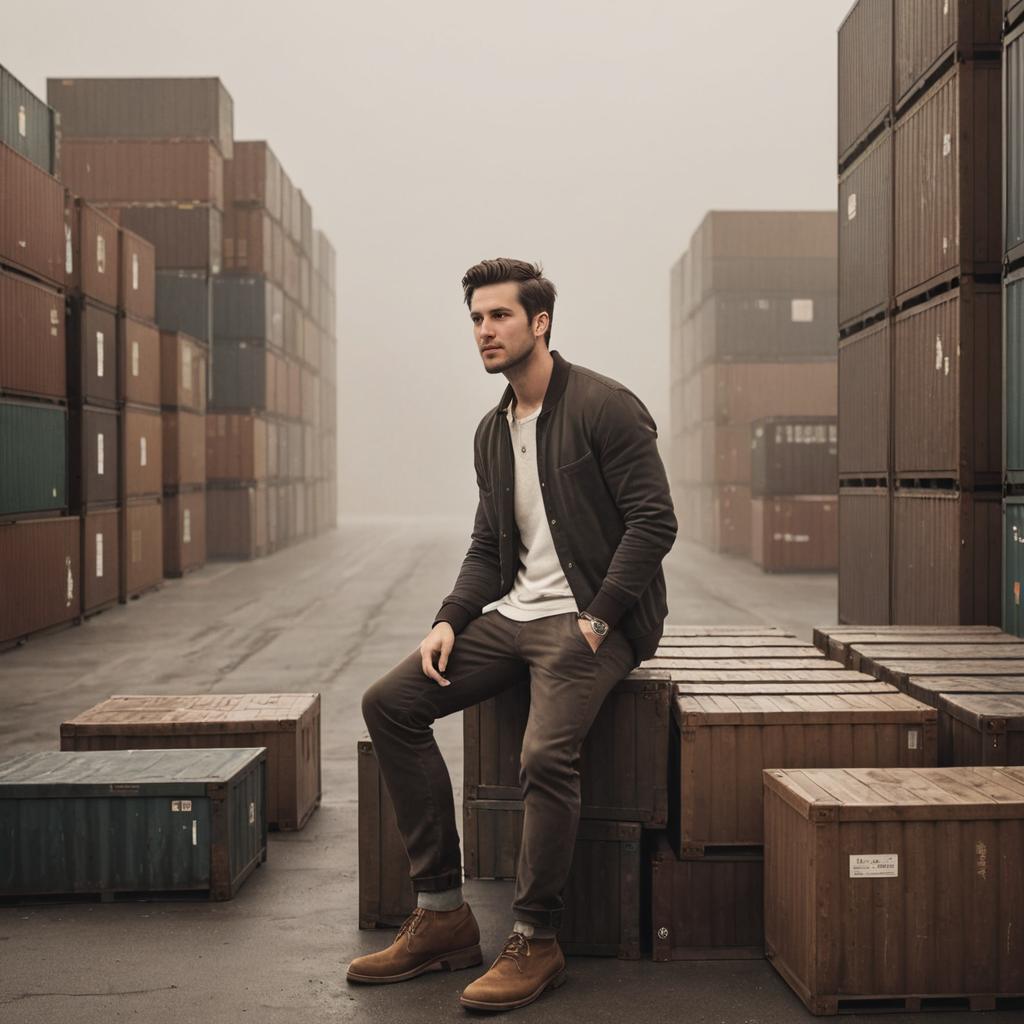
[412,869,464,893]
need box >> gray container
[837,0,893,167]
[1006,268,1024,484]
[46,77,233,158]
[1006,22,1024,266]
[750,417,838,497]
[210,341,267,411]
[0,64,58,174]
[156,271,211,343]
[0,748,266,901]
[0,399,67,518]
[213,274,284,348]
[838,318,890,477]
[104,204,222,274]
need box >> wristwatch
[578,611,609,637]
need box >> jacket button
[505,487,510,492]
[541,482,545,487]
[501,531,507,538]
[568,561,574,569]
[550,518,557,526]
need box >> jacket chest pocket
[557,448,595,474]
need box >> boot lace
[497,932,530,972]
[397,907,426,943]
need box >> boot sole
[347,944,483,984]
[459,967,567,1011]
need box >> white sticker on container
[248,802,255,825]
[65,556,75,607]
[182,346,193,390]
[65,224,74,274]
[132,340,140,377]
[97,432,105,476]
[850,854,898,878]
[907,729,919,750]
[140,436,148,467]
[18,105,26,137]
[132,252,140,291]
[943,0,949,14]
[183,509,192,544]
[96,234,106,274]
[791,298,814,323]
[943,236,949,254]
[171,799,193,812]
[942,132,951,157]
[847,193,857,221]
[192,819,198,846]
[96,332,105,377]
[944,355,950,376]
[95,532,104,579]
[935,335,943,370]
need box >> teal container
[0,399,67,517]
[0,64,58,174]
[1005,499,1024,638]
[1006,272,1024,484]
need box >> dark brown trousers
[361,608,637,929]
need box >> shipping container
[838,318,890,477]
[1004,270,1024,483]
[65,198,119,308]
[60,139,225,209]
[0,516,79,647]
[156,270,210,342]
[119,316,161,408]
[837,0,893,167]
[213,274,284,347]
[1005,22,1024,265]
[160,331,207,413]
[0,747,266,902]
[207,484,267,559]
[0,269,65,400]
[225,141,281,219]
[893,486,1000,624]
[0,64,58,173]
[62,694,320,831]
[102,203,222,274]
[69,405,119,509]
[1007,498,1024,636]
[47,77,234,158]
[0,399,67,518]
[763,765,1024,1015]
[838,131,892,330]
[699,361,838,426]
[121,498,162,600]
[66,300,116,407]
[210,340,270,411]
[750,417,838,497]
[162,411,205,488]
[122,407,163,499]
[0,141,65,286]
[893,62,1000,302]
[751,496,839,572]
[81,506,119,616]
[838,485,891,624]
[711,483,751,556]
[117,227,156,322]
[223,205,272,278]
[162,488,205,577]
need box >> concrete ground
[0,518,1017,1023]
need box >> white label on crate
[975,841,987,879]
[132,252,140,291]
[18,105,26,137]
[140,436,148,467]
[171,800,193,812]
[97,432,105,476]
[248,802,255,825]
[95,532,104,579]
[96,234,106,274]
[132,340,140,377]
[942,132,951,157]
[96,332,105,377]
[65,224,74,274]
[182,346,192,390]
[850,854,898,878]
[65,556,74,606]
[847,193,857,220]
[183,509,192,544]
[935,335,943,370]
[907,729,919,750]
[791,298,814,323]
[192,820,198,846]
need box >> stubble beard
[483,340,534,376]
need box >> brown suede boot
[459,932,566,1011]
[347,904,483,984]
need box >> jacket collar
[496,349,571,419]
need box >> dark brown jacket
[433,349,677,665]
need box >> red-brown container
[120,498,162,600]
[700,362,838,426]
[59,139,225,209]
[838,485,892,625]
[207,484,267,559]
[67,299,117,406]
[838,0,893,167]
[102,202,222,274]
[225,141,282,220]
[70,405,120,509]
[751,496,838,572]
[206,413,267,481]
[893,282,1000,486]
[82,506,119,615]
[122,407,163,499]
[65,198,119,308]
[838,319,890,477]
[0,516,80,647]
[160,331,207,413]
[162,411,206,489]
[223,205,272,277]
[162,488,206,577]
[117,228,156,322]
[0,268,65,400]
[0,141,65,286]
[119,317,161,408]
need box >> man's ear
[533,311,549,339]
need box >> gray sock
[513,919,556,940]
[417,886,464,912]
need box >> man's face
[469,282,543,374]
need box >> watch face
[590,618,608,636]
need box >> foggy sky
[7,1,851,517]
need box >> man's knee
[519,736,574,787]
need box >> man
[349,258,676,1010]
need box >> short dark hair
[462,258,556,345]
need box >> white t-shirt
[494,404,578,622]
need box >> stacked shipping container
[837,0,1002,625]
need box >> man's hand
[577,617,604,653]
[420,622,456,686]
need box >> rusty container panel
[47,77,233,158]
[207,484,267,559]
[70,405,120,509]
[893,282,1000,485]
[750,417,838,497]
[118,228,156,322]
[102,203,222,274]
[763,766,1024,1015]
[162,488,206,577]
[119,316,161,408]
[58,139,225,209]
[120,498,162,600]
[223,206,272,277]
[81,506,119,615]
[894,0,1001,110]
[67,299,117,406]
[894,63,1000,302]
[0,268,65,400]
[838,318,889,476]
[122,407,163,500]
[893,487,1000,624]
[839,485,892,624]
[838,0,893,166]
[0,141,65,286]
[0,517,79,646]
[839,131,892,329]
[701,361,838,426]
[66,199,119,308]
[162,411,206,489]
[159,331,207,413]
[206,413,267,482]
[225,141,281,220]
[1006,24,1024,264]
[751,496,839,572]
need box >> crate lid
[935,692,1024,730]
[0,748,265,798]
[875,660,1024,682]
[662,626,794,637]
[857,643,1024,663]
[844,633,1020,648]
[651,646,826,660]
[764,766,1024,823]
[673,681,897,696]
[814,625,1004,642]
[902,675,1024,708]
[674,691,935,726]
[646,659,837,671]
[657,635,808,648]
[657,668,879,683]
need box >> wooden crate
[855,643,1024,675]
[657,634,800,648]
[663,626,794,638]
[670,692,937,852]
[463,674,671,826]
[863,659,1024,689]
[811,625,1007,665]
[648,832,763,961]
[60,693,320,830]
[764,766,1024,1015]
[937,693,1024,767]
[651,644,827,660]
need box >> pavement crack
[1,985,179,1004]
